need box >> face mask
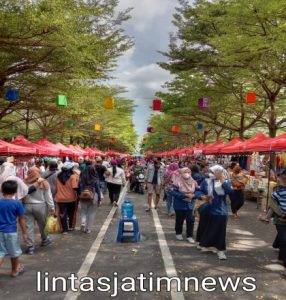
[182,173,191,179]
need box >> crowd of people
[0,154,285,278]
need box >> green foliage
[151,0,286,152]
[0,0,137,152]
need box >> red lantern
[172,125,180,133]
[147,127,154,133]
[153,99,162,111]
[111,137,116,143]
[246,92,256,104]
[198,97,209,108]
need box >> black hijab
[58,168,74,185]
[80,165,98,187]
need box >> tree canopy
[0,0,137,153]
[144,0,286,153]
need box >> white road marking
[152,208,185,300]
[64,183,128,300]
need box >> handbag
[79,188,94,202]
[45,216,59,234]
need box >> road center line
[64,183,128,300]
[152,208,185,300]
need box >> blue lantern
[157,137,163,142]
[197,123,203,130]
[5,89,19,102]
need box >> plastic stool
[117,216,140,243]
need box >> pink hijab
[165,163,179,184]
[173,167,197,193]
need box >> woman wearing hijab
[171,167,206,243]
[230,164,247,218]
[42,160,59,200]
[79,165,101,233]
[24,167,55,254]
[199,165,232,260]
[189,165,210,247]
[0,162,28,200]
[55,162,79,234]
[105,160,126,207]
[164,162,179,216]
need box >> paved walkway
[0,191,285,300]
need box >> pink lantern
[147,127,154,133]
[198,97,209,108]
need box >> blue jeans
[167,190,174,214]
[0,232,22,258]
[100,181,107,194]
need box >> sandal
[11,264,25,278]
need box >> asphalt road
[0,191,285,300]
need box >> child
[0,180,27,277]
[258,174,286,222]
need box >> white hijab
[207,165,229,198]
[0,162,28,200]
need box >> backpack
[79,188,94,202]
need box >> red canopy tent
[215,138,242,154]
[67,145,85,156]
[105,150,120,156]
[220,138,245,154]
[55,143,77,157]
[84,147,96,157]
[204,141,224,155]
[35,139,61,157]
[12,136,57,156]
[0,139,37,155]
[239,133,270,152]
[74,145,88,156]
[91,147,105,156]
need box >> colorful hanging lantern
[143,137,147,142]
[67,120,73,128]
[95,136,101,140]
[197,123,203,130]
[57,95,68,106]
[164,141,168,145]
[5,89,19,102]
[147,127,154,133]
[157,137,163,142]
[172,125,180,133]
[198,97,209,108]
[111,137,116,143]
[94,124,101,131]
[246,92,256,104]
[104,97,115,109]
[153,99,162,111]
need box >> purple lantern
[147,127,154,133]
[198,97,209,108]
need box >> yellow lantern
[104,97,114,109]
[96,136,101,140]
[94,124,101,131]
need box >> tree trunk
[25,110,30,139]
[268,101,277,138]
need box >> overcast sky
[110,0,179,137]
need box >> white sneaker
[197,245,203,250]
[176,234,184,241]
[186,237,195,244]
[217,251,227,260]
[201,247,217,253]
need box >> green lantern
[57,95,68,106]
[67,120,73,128]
